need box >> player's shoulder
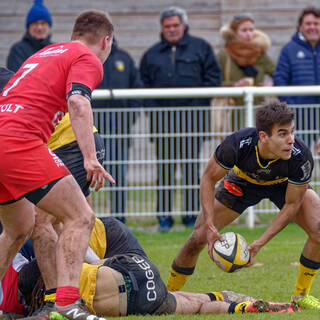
[36,42,97,60]
[228,127,258,148]
[291,136,313,161]
[288,136,314,184]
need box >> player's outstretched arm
[248,184,307,265]
[200,157,228,259]
[68,94,115,190]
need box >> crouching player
[167,102,320,310]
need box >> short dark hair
[72,10,114,43]
[297,6,320,29]
[255,102,294,136]
[18,259,45,315]
[18,259,41,296]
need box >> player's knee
[75,208,95,231]
[309,223,320,245]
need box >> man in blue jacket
[140,6,222,231]
[273,6,320,146]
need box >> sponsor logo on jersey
[52,111,65,127]
[239,137,252,149]
[48,149,65,167]
[224,180,243,196]
[256,168,271,175]
[38,46,69,57]
[132,255,157,302]
[291,146,301,156]
[300,160,312,181]
[0,104,24,113]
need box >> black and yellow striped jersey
[214,127,313,186]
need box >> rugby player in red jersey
[0,10,115,320]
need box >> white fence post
[244,88,255,229]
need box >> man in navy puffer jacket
[273,6,320,145]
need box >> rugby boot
[11,302,56,320]
[291,295,320,310]
[50,299,106,320]
[245,299,300,313]
[32,302,56,319]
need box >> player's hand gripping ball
[212,232,250,272]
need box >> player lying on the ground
[167,102,320,311]
[0,217,299,319]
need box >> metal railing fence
[91,86,320,227]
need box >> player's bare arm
[317,137,320,155]
[68,94,115,190]
[200,156,228,257]
[248,183,307,265]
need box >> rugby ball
[212,232,250,273]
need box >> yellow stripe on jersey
[89,218,107,259]
[233,166,288,185]
[47,113,98,151]
[255,145,280,168]
[288,182,308,187]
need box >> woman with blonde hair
[215,13,275,130]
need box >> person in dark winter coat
[140,6,222,232]
[7,0,53,72]
[92,39,143,223]
[273,6,320,145]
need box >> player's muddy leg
[31,208,60,291]
[36,175,95,288]
[0,198,35,279]
[293,189,320,300]
[167,200,239,291]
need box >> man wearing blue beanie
[7,0,53,72]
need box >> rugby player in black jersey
[167,102,320,310]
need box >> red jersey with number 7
[0,42,103,143]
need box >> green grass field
[119,223,320,319]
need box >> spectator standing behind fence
[92,38,143,223]
[215,13,274,130]
[273,6,320,147]
[140,6,222,232]
[7,0,53,72]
